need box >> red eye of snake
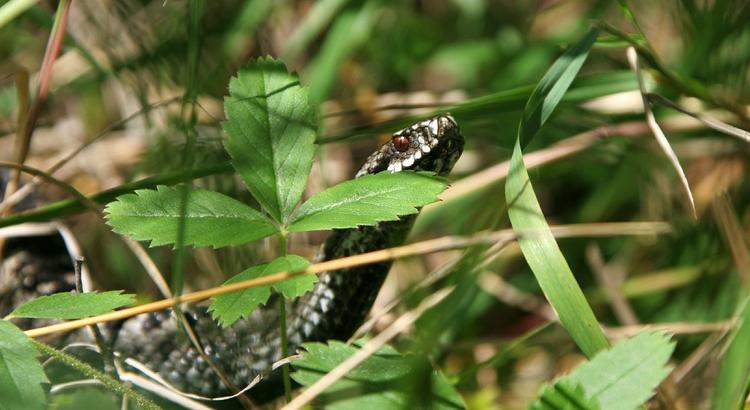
[392,135,409,152]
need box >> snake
[0,114,464,403]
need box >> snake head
[356,114,464,178]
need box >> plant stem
[277,230,293,402]
[33,340,160,410]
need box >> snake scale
[0,114,464,403]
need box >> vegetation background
[1,0,749,409]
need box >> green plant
[1,1,749,409]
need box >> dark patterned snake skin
[0,114,464,403]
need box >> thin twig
[0,161,103,216]
[0,96,183,214]
[33,340,160,410]
[122,237,172,298]
[24,221,670,339]
[478,272,555,320]
[122,235,256,408]
[586,244,639,326]
[711,195,750,287]
[648,94,750,144]
[351,235,518,340]
[604,319,736,339]
[4,0,72,210]
[118,370,213,410]
[671,332,724,384]
[121,354,297,402]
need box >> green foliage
[281,0,350,61]
[0,320,47,410]
[506,27,609,357]
[304,2,382,104]
[289,172,447,232]
[533,380,600,410]
[209,255,316,327]
[712,297,750,410]
[8,291,134,320]
[223,56,317,224]
[49,387,119,410]
[105,185,278,248]
[518,29,602,148]
[532,331,675,410]
[2,2,749,409]
[106,58,448,249]
[291,340,465,409]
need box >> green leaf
[712,297,750,410]
[518,28,601,148]
[104,185,278,248]
[289,172,447,232]
[9,291,134,320]
[568,331,674,409]
[532,380,600,410]
[0,320,47,410]
[209,255,316,327]
[506,27,609,358]
[532,331,675,410]
[291,340,465,410]
[223,57,317,223]
[269,255,317,299]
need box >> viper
[0,114,464,404]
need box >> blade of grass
[319,70,638,143]
[711,297,750,410]
[647,93,750,144]
[0,96,183,215]
[0,0,38,29]
[3,0,71,218]
[222,0,275,55]
[281,0,351,61]
[305,2,381,104]
[506,27,610,357]
[627,47,696,218]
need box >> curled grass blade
[0,0,39,29]
[627,47,696,218]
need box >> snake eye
[392,135,410,152]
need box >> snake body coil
[1,114,464,402]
